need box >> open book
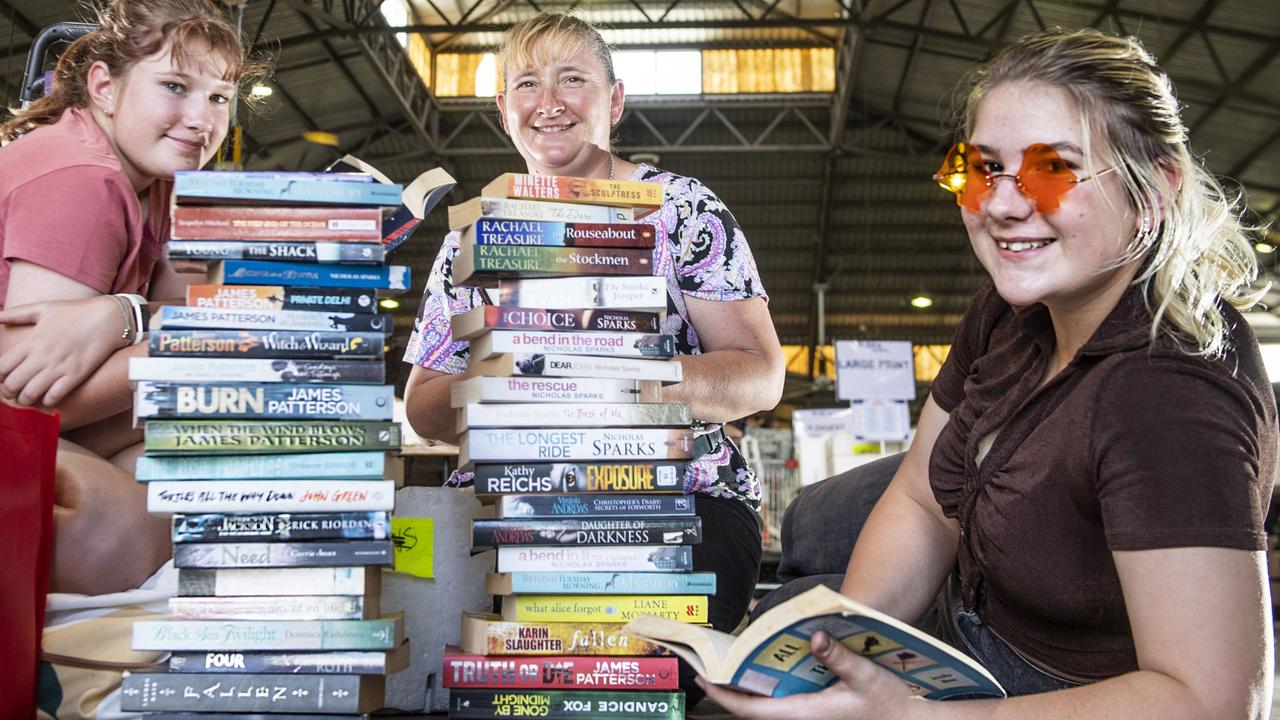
[327,155,456,252]
[623,584,1005,700]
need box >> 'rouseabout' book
[482,173,663,209]
[624,584,1006,700]
[463,218,655,248]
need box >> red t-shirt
[0,107,172,307]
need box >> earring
[1138,215,1156,247]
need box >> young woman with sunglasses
[704,29,1275,719]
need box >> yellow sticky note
[391,517,435,579]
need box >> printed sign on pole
[835,340,916,401]
[792,408,859,438]
[851,399,912,442]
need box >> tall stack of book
[440,174,701,720]
[120,166,441,716]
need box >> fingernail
[811,631,830,655]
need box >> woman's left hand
[0,296,127,406]
[698,631,920,720]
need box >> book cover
[464,218,655,248]
[460,613,673,657]
[451,376,662,406]
[501,595,707,624]
[178,566,376,597]
[132,616,403,651]
[456,244,652,286]
[473,518,701,548]
[449,688,683,720]
[172,511,390,544]
[452,306,661,341]
[469,330,676,361]
[472,462,686,495]
[495,545,692,573]
[449,196,635,230]
[147,480,397,514]
[120,673,385,713]
[149,330,384,360]
[327,155,456,253]
[493,276,666,311]
[487,571,717,596]
[170,204,384,241]
[482,173,664,209]
[209,260,410,292]
[130,357,385,385]
[173,540,394,569]
[168,595,372,621]
[168,240,386,265]
[138,452,399,482]
[443,649,678,690]
[460,404,690,433]
[460,428,695,466]
[499,494,696,519]
[468,353,682,384]
[169,644,410,675]
[624,584,1007,700]
[186,285,378,314]
[134,382,394,424]
[174,169,401,206]
[142,420,401,455]
[153,306,391,334]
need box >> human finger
[1,355,41,403]
[0,304,44,326]
[697,677,777,720]
[43,374,81,407]
[17,365,58,407]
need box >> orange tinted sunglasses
[933,142,1116,213]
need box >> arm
[147,253,190,303]
[660,295,784,423]
[403,364,467,444]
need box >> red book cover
[0,403,58,717]
[171,206,384,241]
[442,647,678,690]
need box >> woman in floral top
[402,12,786,702]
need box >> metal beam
[290,7,382,119]
[0,0,40,39]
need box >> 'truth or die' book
[442,648,679,690]
[623,584,1006,700]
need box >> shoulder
[0,108,121,182]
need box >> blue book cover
[498,493,696,518]
[136,451,396,481]
[174,171,402,207]
[212,261,410,292]
[172,511,390,543]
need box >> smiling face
[496,45,623,178]
[963,82,1141,321]
[91,39,235,192]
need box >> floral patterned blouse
[403,164,768,509]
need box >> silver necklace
[608,153,616,180]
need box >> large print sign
[835,340,916,401]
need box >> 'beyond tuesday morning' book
[451,306,661,341]
[142,420,401,455]
[448,196,635,230]
[129,357,384,385]
[186,285,379,314]
[624,584,1006,700]
[471,461,686,495]
[459,613,672,657]
[463,218,655,248]
[482,173,663,209]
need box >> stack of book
[439,174,700,720]
[120,166,444,716]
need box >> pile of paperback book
[439,173,709,720]
[120,162,451,716]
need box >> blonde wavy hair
[498,13,616,87]
[958,28,1263,357]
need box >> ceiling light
[910,294,934,309]
[303,130,340,147]
[250,84,273,97]
[379,298,401,310]
[1255,241,1276,254]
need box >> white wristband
[115,293,148,345]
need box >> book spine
[119,673,377,712]
[215,260,409,291]
[168,241,387,265]
[142,420,401,455]
[497,571,717,595]
[169,649,391,675]
[173,540,394,569]
[173,511,390,543]
[505,595,707,623]
[462,428,694,464]
[491,174,663,209]
[473,461,687,495]
[448,689,683,720]
[168,595,367,620]
[499,494,696,519]
[473,518,701,547]
[495,545,693,573]
[186,285,379,314]
[452,377,661,405]
[463,616,673,657]
[495,276,667,310]
[442,653,678,690]
[148,480,396,514]
[171,205,384,241]
[174,171,401,205]
[461,403,690,431]
[458,245,652,284]
[470,219,655,248]
[475,330,676,360]
[149,330,385,359]
[130,357,385,384]
[154,306,391,334]
[456,306,661,338]
[450,197,635,229]
[134,382,394,422]
[471,354,682,384]
[132,619,398,650]
[138,451,394,481]
[177,566,370,597]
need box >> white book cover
[450,196,636,229]
[181,566,370,596]
[153,305,388,333]
[492,276,666,311]
[471,353,682,383]
[451,376,661,405]
[470,330,675,360]
[147,480,396,513]
[459,402,691,430]
[461,427,695,465]
[129,357,382,384]
[495,544,693,573]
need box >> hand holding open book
[623,584,1005,700]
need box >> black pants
[678,494,762,704]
